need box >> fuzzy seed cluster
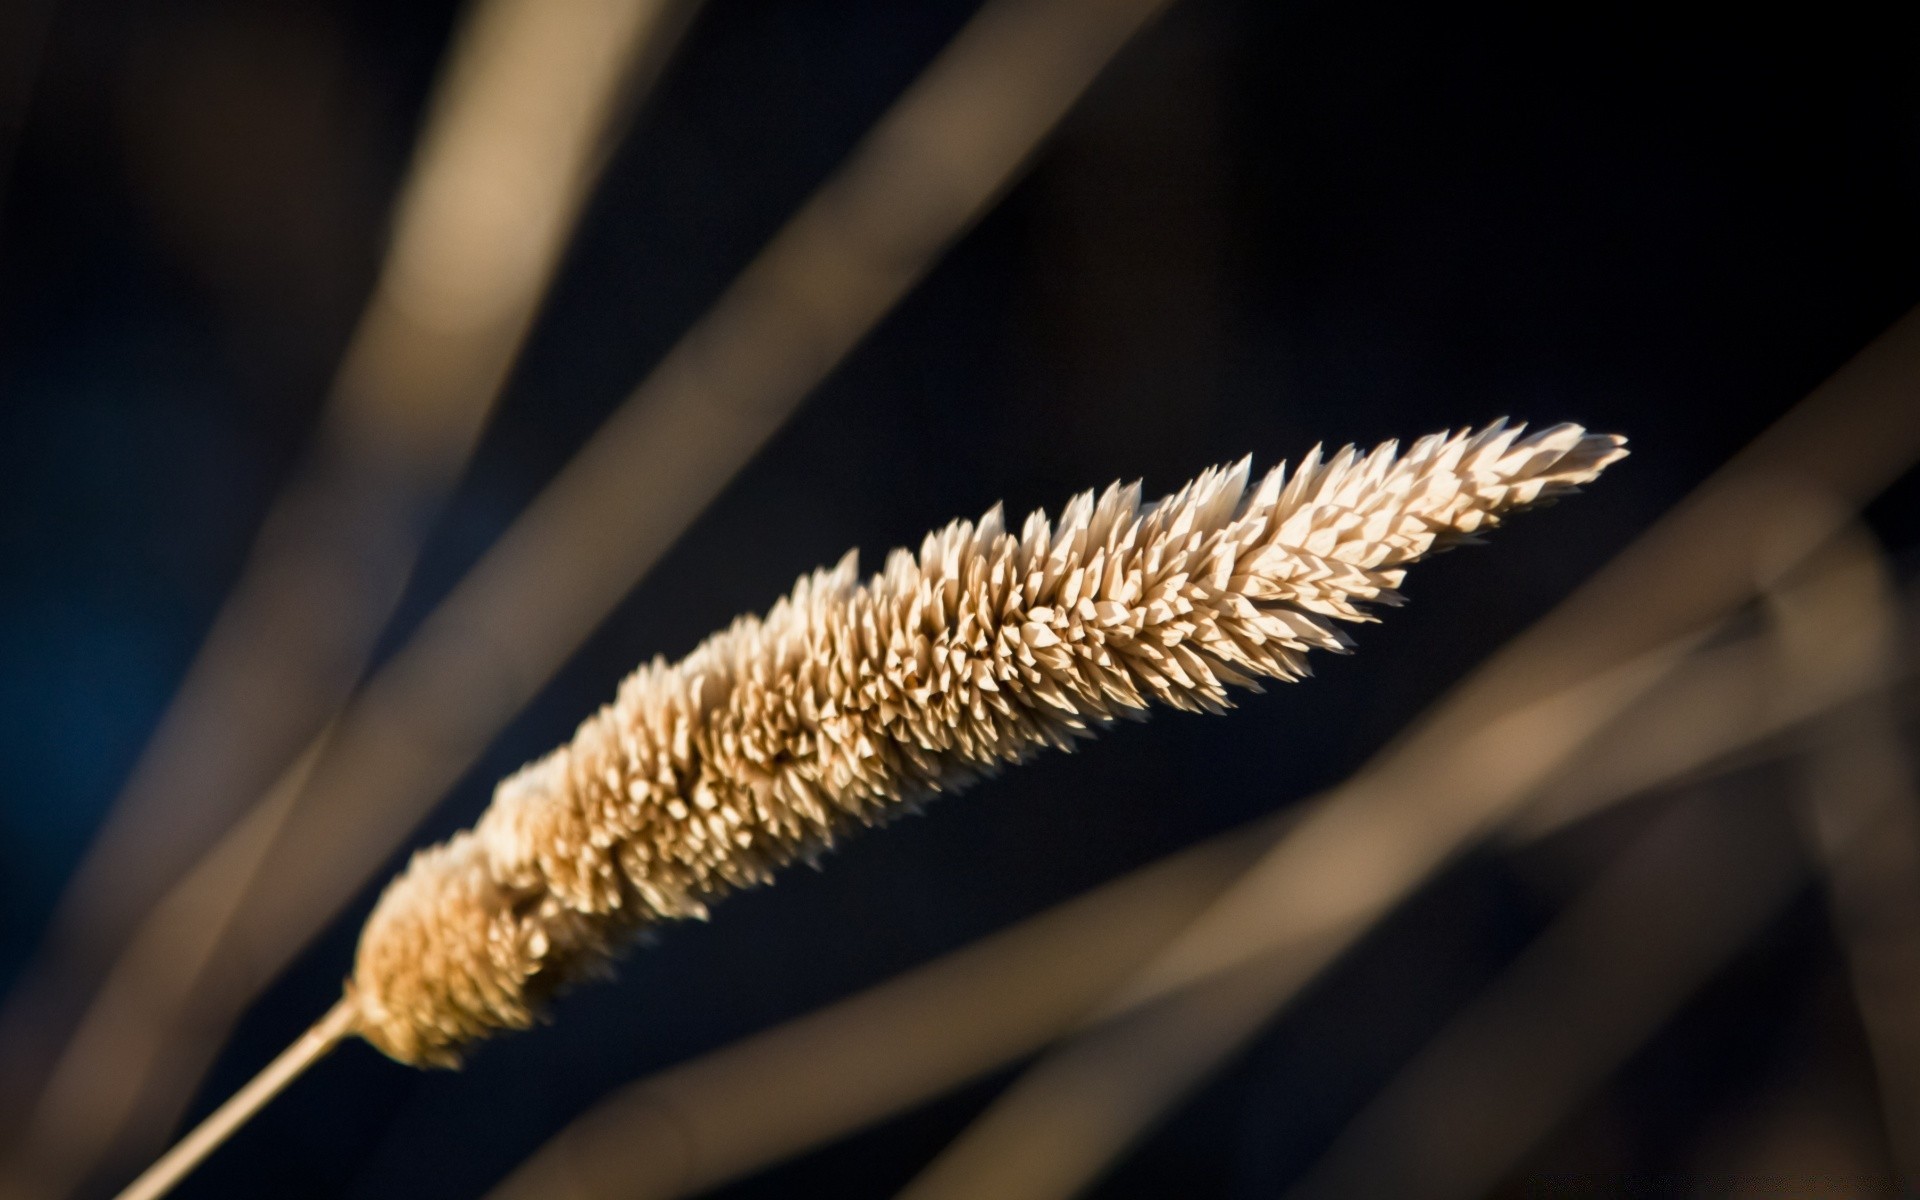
[348,421,1627,1065]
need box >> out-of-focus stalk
[1774,529,1920,1182]
[0,1,696,1194]
[888,308,1920,1199]
[15,0,1181,1193]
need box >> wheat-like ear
[113,421,1624,1200]
[347,419,1626,1066]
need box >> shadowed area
[0,1,1916,1198]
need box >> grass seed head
[350,421,1628,1066]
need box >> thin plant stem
[110,1000,357,1200]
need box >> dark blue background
[3,0,1918,1195]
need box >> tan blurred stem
[23,0,1177,1195]
[991,553,1920,1200]
[1507,635,1785,840]
[481,604,1914,1200]
[1510,603,1920,843]
[1103,326,1920,1023]
[1772,529,1920,1180]
[0,0,687,1173]
[0,0,692,1194]
[1273,531,1913,1200]
[885,311,1920,1198]
[1279,792,1809,1200]
[1511,621,1878,842]
[889,642,1697,1200]
[480,312,1920,1200]
[485,817,1285,1200]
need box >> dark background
[3,0,1919,1195]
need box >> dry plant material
[349,421,1627,1066]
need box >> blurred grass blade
[480,593,1920,1200]
[1283,530,1913,1199]
[477,343,1920,1198]
[0,0,699,1193]
[1774,529,1920,1180]
[891,307,1920,1199]
[1280,795,1807,1200]
[14,0,1181,1193]
[485,819,1283,1200]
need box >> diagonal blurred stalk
[0,0,700,1193]
[1098,321,1920,1024]
[1774,529,1920,1181]
[476,314,1920,1200]
[1280,791,1810,1200]
[900,924,1378,1200]
[1508,577,1920,843]
[11,0,1183,1195]
[1278,529,1914,1200]
[479,590,1915,1200]
[885,309,1920,1199]
[485,816,1290,1200]
[888,663,1708,1200]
